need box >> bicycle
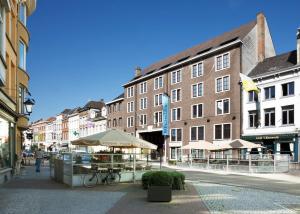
[83,165,121,188]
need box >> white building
[242,29,300,162]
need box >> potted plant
[147,171,173,202]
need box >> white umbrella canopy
[182,141,222,151]
[71,129,157,150]
[227,139,265,149]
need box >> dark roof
[113,93,124,101]
[61,109,72,115]
[83,100,105,110]
[249,50,297,77]
[136,20,256,79]
[68,107,81,115]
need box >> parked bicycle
[83,165,121,187]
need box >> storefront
[242,134,299,162]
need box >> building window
[216,76,230,92]
[216,53,230,71]
[19,40,26,70]
[171,108,181,121]
[118,117,122,126]
[191,103,203,118]
[248,91,258,102]
[154,76,163,90]
[113,119,117,127]
[216,99,230,115]
[127,117,134,127]
[19,3,27,26]
[154,93,163,106]
[171,128,182,142]
[282,82,294,97]
[139,114,147,126]
[154,111,162,124]
[192,82,203,98]
[214,124,231,140]
[171,70,181,84]
[264,108,275,127]
[170,147,181,160]
[171,88,181,102]
[282,105,294,125]
[140,82,147,94]
[191,62,203,78]
[190,126,204,141]
[264,86,275,100]
[127,86,134,98]
[18,85,27,114]
[249,110,258,128]
[127,101,134,113]
[140,98,147,110]
[0,5,5,58]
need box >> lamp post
[24,98,35,115]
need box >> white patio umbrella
[71,129,157,150]
[227,139,265,149]
[182,141,222,150]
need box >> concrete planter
[147,186,172,202]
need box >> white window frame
[170,128,182,142]
[154,93,163,107]
[171,88,181,103]
[154,111,162,124]
[127,116,134,128]
[140,97,147,110]
[215,98,230,115]
[264,108,275,127]
[19,3,27,26]
[191,62,204,78]
[19,40,27,70]
[191,103,203,119]
[281,82,295,97]
[215,52,230,71]
[282,105,294,125]
[190,126,205,141]
[139,114,147,126]
[127,86,134,98]
[191,82,204,98]
[154,76,163,90]
[215,75,230,93]
[171,107,181,121]
[214,123,232,140]
[248,110,258,128]
[264,86,275,100]
[127,101,134,113]
[140,81,147,94]
[171,70,182,85]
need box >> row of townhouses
[0,0,36,184]
[106,13,300,162]
[29,100,107,152]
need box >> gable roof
[249,50,297,77]
[133,20,256,81]
[82,100,105,111]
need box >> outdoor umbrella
[227,139,265,149]
[71,129,157,150]
[182,141,222,150]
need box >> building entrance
[139,131,164,160]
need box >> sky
[27,0,300,121]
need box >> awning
[71,129,157,150]
[182,141,223,151]
[226,139,265,149]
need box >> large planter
[147,185,172,202]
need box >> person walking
[35,149,43,173]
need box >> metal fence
[175,154,290,173]
[50,152,156,187]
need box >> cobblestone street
[194,182,300,214]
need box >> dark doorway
[280,142,292,155]
[262,139,275,154]
[139,131,164,150]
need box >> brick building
[107,13,275,161]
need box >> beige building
[0,0,36,183]
[107,13,275,161]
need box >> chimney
[297,28,300,64]
[135,66,142,77]
[257,12,266,62]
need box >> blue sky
[27,0,300,121]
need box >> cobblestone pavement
[193,182,300,214]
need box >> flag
[240,73,260,93]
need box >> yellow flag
[240,73,260,93]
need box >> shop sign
[162,94,169,136]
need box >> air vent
[219,37,238,46]
[160,63,172,69]
[176,56,190,63]
[196,47,212,55]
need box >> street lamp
[24,98,35,115]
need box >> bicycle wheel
[106,173,121,185]
[83,173,98,187]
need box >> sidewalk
[1,166,209,214]
[165,164,300,184]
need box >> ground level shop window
[170,147,181,160]
[0,118,10,169]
